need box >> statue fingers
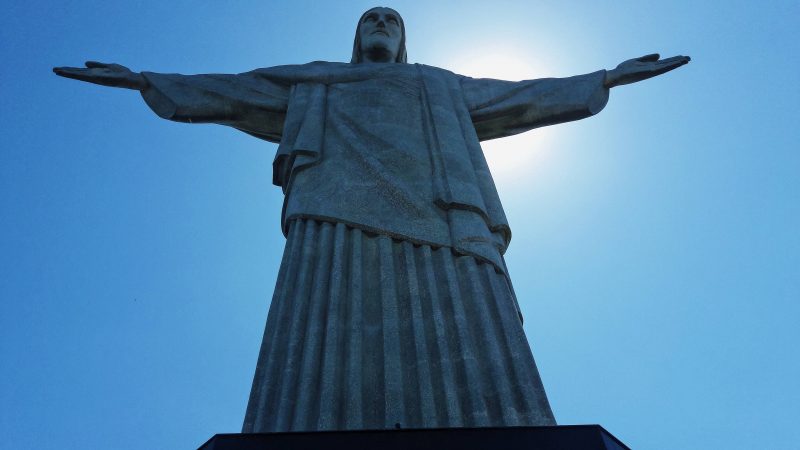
[655,55,690,66]
[52,66,96,81]
[53,66,125,86]
[654,56,691,73]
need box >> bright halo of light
[443,46,560,179]
[479,128,558,181]
[444,45,543,81]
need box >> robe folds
[139,62,609,431]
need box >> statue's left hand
[53,61,148,90]
[604,53,690,88]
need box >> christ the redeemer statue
[54,7,689,433]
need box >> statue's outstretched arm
[54,61,290,143]
[604,53,690,88]
[53,61,148,90]
[463,52,690,141]
[463,70,611,141]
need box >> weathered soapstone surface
[53,6,689,435]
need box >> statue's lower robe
[242,218,555,432]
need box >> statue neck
[362,47,396,64]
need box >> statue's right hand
[53,61,148,90]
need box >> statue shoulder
[415,63,460,77]
[249,61,359,83]
[247,61,462,86]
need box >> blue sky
[1,1,798,449]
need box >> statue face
[358,7,403,62]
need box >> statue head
[351,7,407,64]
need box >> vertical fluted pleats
[243,219,555,433]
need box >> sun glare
[444,47,560,179]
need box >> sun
[443,46,560,179]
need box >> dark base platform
[198,425,630,449]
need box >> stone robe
[139,62,609,431]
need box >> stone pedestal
[198,425,630,449]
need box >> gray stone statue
[54,6,689,433]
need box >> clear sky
[1,1,798,449]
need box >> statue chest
[322,76,432,188]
